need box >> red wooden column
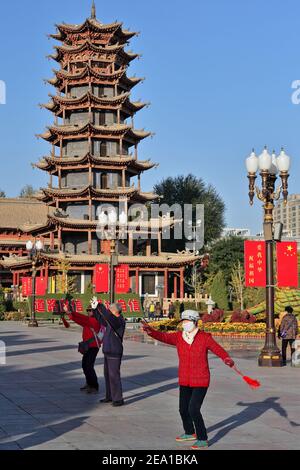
[180,268,184,298]
[164,269,168,298]
[173,273,178,298]
[45,263,49,293]
[12,272,17,286]
[135,269,139,294]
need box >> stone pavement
[0,321,299,450]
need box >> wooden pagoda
[1,3,201,299]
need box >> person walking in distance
[278,306,299,366]
[142,310,234,449]
[91,298,126,407]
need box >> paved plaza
[0,321,299,450]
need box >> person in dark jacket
[64,305,102,394]
[142,310,234,450]
[279,306,299,365]
[91,298,126,407]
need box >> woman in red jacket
[142,310,234,450]
[64,305,103,394]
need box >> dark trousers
[179,386,208,441]
[82,347,99,389]
[282,339,295,363]
[104,355,123,402]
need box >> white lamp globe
[269,151,278,175]
[276,148,291,172]
[26,240,33,251]
[258,147,272,171]
[245,150,259,174]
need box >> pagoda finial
[91,1,96,19]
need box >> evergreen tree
[210,271,229,310]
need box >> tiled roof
[0,199,50,230]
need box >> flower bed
[148,319,267,337]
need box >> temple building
[0,4,200,299]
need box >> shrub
[202,309,224,323]
[230,309,256,323]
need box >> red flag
[115,265,130,293]
[276,241,298,288]
[93,264,109,293]
[36,277,47,296]
[22,277,32,296]
[244,241,266,287]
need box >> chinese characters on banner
[35,277,47,296]
[93,264,109,293]
[22,277,47,296]
[33,297,142,315]
[22,277,33,296]
[115,265,129,293]
[276,241,299,288]
[244,241,266,287]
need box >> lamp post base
[258,350,282,367]
[28,320,39,328]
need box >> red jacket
[69,312,101,349]
[149,329,230,387]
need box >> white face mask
[183,321,195,333]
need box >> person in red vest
[142,310,234,450]
[63,304,103,394]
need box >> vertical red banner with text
[276,241,298,288]
[115,265,130,294]
[244,241,266,287]
[36,277,47,296]
[93,264,109,293]
[22,277,33,296]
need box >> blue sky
[0,0,300,234]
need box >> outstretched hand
[141,319,153,335]
[90,296,99,310]
[224,357,235,368]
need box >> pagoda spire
[91,0,96,19]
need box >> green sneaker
[191,440,209,450]
[176,433,197,442]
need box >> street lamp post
[26,240,44,328]
[110,239,118,304]
[245,147,291,367]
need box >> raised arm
[95,303,123,330]
[141,321,179,346]
[68,311,91,327]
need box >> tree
[53,259,78,294]
[19,185,36,198]
[0,190,6,198]
[207,236,244,287]
[153,174,225,250]
[0,288,6,320]
[210,271,229,310]
[230,261,245,310]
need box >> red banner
[115,264,130,293]
[22,277,33,296]
[244,241,266,287]
[276,241,298,287]
[36,277,47,296]
[93,264,109,293]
